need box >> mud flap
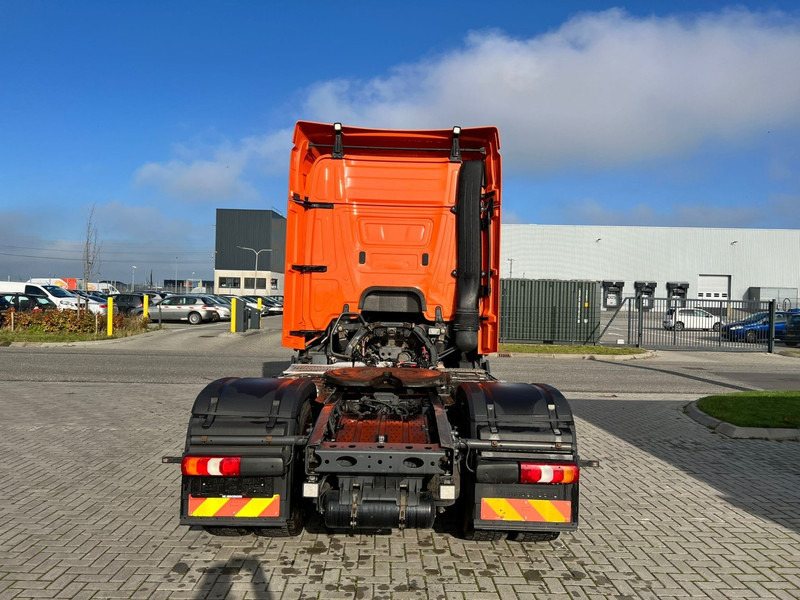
[457,381,580,535]
[180,377,315,531]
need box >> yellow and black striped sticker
[480,498,571,522]
[188,495,280,518]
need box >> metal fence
[601,297,777,351]
[499,279,601,344]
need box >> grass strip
[696,391,800,429]
[499,343,646,355]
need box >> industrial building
[213,209,800,311]
[502,224,800,310]
[213,209,286,296]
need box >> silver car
[147,295,218,324]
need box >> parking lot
[1,322,799,599]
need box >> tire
[458,487,506,541]
[254,506,304,538]
[464,529,507,542]
[203,526,250,536]
[712,322,721,332]
[188,312,202,325]
[674,322,685,332]
[257,400,313,538]
[745,330,757,343]
[509,531,560,543]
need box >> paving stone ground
[2,380,799,600]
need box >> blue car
[781,313,800,347]
[721,311,796,343]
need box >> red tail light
[182,456,241,476]
[520,462,579,484]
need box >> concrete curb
[686,401,800,441]
[489,350,656,361]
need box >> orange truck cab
[282,121,501,367]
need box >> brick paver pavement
[2,380,799,599]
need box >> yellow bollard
[231,298,236,333]
[107,297,114,336]
[144,294,149,318]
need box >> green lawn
[499,343,646,356]
[696,391,800,429]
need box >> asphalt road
[2,321,799,600]
[4,317,799,395]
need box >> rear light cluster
[520,462,579,484]
[182,456,241,477]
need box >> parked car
[134,295,218,324]
[781,313,800,347]
[258,295,283,315]
[69,290,118,315]
[0,293,57,324]
[721,311,795,343]
[141,290,169,304]
[200,295,231,321]
[663,307,721,332]
[109,293,164,315]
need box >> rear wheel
[257,400,313,538]
[712,322,721,332]
[188,312,202,325]
[745,330,757,343]
[509,531,560,543]
[674,322,685,332]
[203,526,250,536]
[464,528,507,541]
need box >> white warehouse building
[501,225,800,308]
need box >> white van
[0,282,79,310]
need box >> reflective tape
[188,495,281,518]
[480,498,572,522]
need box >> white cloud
[562,195,797,228]
[303,9,800,172]
[134,129,291,201]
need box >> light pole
[507,258,514,278]
[237,246,272,295]
[131,265,137,292]
[175,257,178,293]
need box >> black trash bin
[248,307,261,330]
[601,281,624,309]
[634,281,657,311]
[666,282,690,308]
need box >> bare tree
[82,206,101,310]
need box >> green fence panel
[499,279,601,344]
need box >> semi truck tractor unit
[169,122,591,540]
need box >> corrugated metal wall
[502,224,800,304]
[500,279,601,344]
[215,209,286,273]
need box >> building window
[271,278,278,290]
[218,277,241,289]
[244,278,267,290]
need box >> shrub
[1,308,124,334]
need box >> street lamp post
[175,257,178,293]
[132,265,137,292]
[236,246,273,295]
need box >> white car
[71,290,118,316]
[663,308,721,332]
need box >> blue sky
[2,0,799,285]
